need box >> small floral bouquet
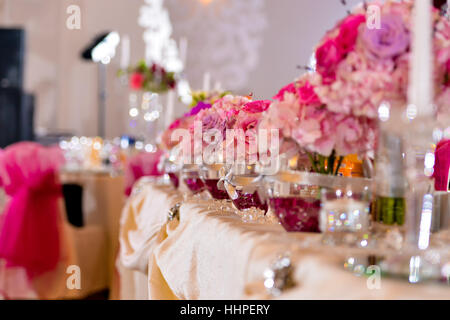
[120,60,177,93]
[189,94,271,164]
[312,0,449,121]
[160,90,230,151]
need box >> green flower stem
[375,196,405,225]
[334,156,344,176]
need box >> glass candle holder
[222,164,269,223]
[223,164,267,211]
[181,164,205,195]
[264,171,371,234]
[199,164,230,200]
[319,186,371,247]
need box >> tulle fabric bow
[124,150,164,196]
[0,142,65,279]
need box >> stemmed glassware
[220,163,269,223]
[199,163,234,212]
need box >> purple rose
[361,13,409,60]
[184,101,212,117]
[201,113,227,136]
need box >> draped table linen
[119,183,450,300]
[118,179,182,299]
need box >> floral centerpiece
[312,0,449,123]
[159,90,231,191]
[120,60,177,93]
[190,94,271,163]
[262,0,450,175]
[187,94,271,201]
[311,0,449,226]
[261,73,376,175]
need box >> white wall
[0,0,361,138]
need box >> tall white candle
[179,37,188,69]
[165,90,176,128]
[202,72,211,92]
[214,81,222,92]
[120,34,130,69]
[408,0,433,117]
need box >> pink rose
[315,39,344,84]
[298,81,321,105]
[273,83,298,101]
[336,14,366,54]
[360,13,410,60]
[168,118,182,130]
[130,72,144,90]
[242,100,271,113]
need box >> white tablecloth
[118,182,450,300]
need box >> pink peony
[336,14,366,54]
[315,39,344,84]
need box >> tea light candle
[320,198,369,233]
[408,0,434,117]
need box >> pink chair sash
[0,142,65,280]
[125,150,164,196]
[434,139,450,192]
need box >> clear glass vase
[263,171,372,234]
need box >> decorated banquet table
[118,180,450,300]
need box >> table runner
[119,183,450,300]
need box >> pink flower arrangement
[259,0,449,175]
[160,92,231,152]
[311,0,450,120]
[261,74,376,160]
[186,94,273,163]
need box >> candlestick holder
[380,114,445,283]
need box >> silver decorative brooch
[167,203,181,222]
[263,254,296,297]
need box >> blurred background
[0,0,362,144]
